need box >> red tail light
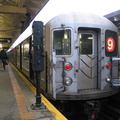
[105,63,111,69]
[91,114,96,119]
[65,62,72,71]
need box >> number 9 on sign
[106,37,115,52]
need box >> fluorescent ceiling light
[0,43,2,49]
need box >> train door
[78,29,98,90]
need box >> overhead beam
[3,47,10,49]
[0,5,26,14]
[0,35,13,38]
[17,0,26,7]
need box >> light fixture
[105,62,111,69]
[0,43,2,49]
[88,37,93,39]
[114,17,118,21]
[24,44,29,49]
[64,32,68,39]
[64,77,73,86]
[64,62,72,71]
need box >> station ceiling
[0,0,48,50]
[0,0,119,51]
[104,9,120,40]
[104,10,120,30]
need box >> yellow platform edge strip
[8,65,36,120]
[11,63,68,120]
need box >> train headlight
[65,62,72,71]
[106,75,111,83]
[64,77,73,86]
[106,78,111,82]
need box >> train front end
[44,12,119,101]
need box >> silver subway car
[44,12,119,100]
[9,11,119,119]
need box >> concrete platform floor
[0,64,56,120]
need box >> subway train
[9,12,120,119]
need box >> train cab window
[53,29,71,55]
[79,33,93,54]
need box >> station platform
[0,63,67,120]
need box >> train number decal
[105,30,118,57]
[106,37,115,52]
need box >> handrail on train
[112,58,120,61]
[112,57,120,87]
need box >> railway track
[54,93,120,120]
[98,93,120,120]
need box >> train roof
[46,12,117,31]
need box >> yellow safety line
[11,63,68,120]
[8,65,36,120]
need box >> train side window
[53,29,71,55]
[79,33,93,54]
